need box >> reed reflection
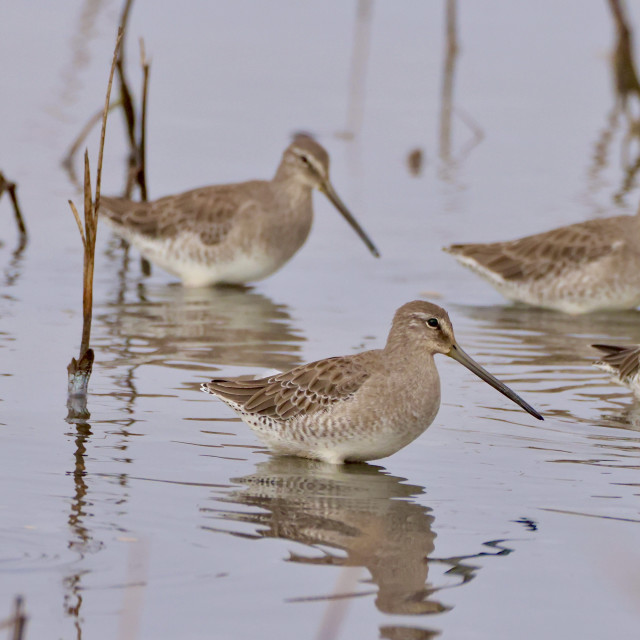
[63,410,103,640]
[0,242,26,313]
[97,282,305,375]
[204,457,513,629]
[594,397,640,432]
[438,0,483,187]
[56,0,108,112]
[0,171,27,295]
[340,0,374,141]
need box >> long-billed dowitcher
[592,343,640,397]
[443,210,640,313]
[200,300,543,463]
[101,135,379,287]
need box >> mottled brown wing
[446,217,629,281]
[203,354,374,420]
[592,344,640,379]
[101,185,258,245]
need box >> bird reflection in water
[454,304,640,435]
[595,398,640,432]
[203,457,515,631]
[97,284,306,376]
[454,304,640,383]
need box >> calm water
[2,1,640,638]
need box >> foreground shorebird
[592,343,640,397]
[443,210,640,314]
[201,300,543,463]
[101,135,379,287]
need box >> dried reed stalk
[0,597,27,640]
[62,0,150,208]
[0,172,27,245]
[67,28,123,406]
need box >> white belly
[124,234,282,287]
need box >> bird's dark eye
[300,155,310,165]
[427,318,439,328]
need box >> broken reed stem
[136,37,152,275]
[7,183,27,239]
[117,0,136,150]
[10,597,26,640]
[117,58,137,151]
[68,200,86,248]
[80,152,94,356]
[138,37,149,201]
[0,597,27,640]
[0,173,28,241]
[608,0,640,103]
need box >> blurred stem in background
[589,0,640,206]
[0,597,27,640]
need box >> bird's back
[100,178,315,286]
[445,214,640,312]
[101,181,273,242]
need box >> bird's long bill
[321,181,380,257]
[448,343,543,420]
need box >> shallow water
[2,1,640,638]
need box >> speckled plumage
[201,300,543,463]
[444,213,640,313]
[593,343,640,397]
[101,136,379,287]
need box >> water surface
[2,1,640,638]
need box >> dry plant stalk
[61,0,152,277]
[136,38,152,275]
[115,0,149,201]
[137,38,150,201]
[0,597,27,640]
[11,597,26,640]
[67,28,123,404]
[608,0,640,105]
[62,0,150,206]
[0,172,27,244]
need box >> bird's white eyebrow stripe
[292,147,324,174]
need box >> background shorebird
[201,300,543,464]
[101,135,379,287]
[592,343,640,397]
[443,210,640,314]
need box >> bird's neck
[383,326,434,364]
[272,171,313,212]
[273,158,307,184]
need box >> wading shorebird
[101,135,379,287]
[443,210,640,314]
[592,343,640,397]
[201,300,543,463]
